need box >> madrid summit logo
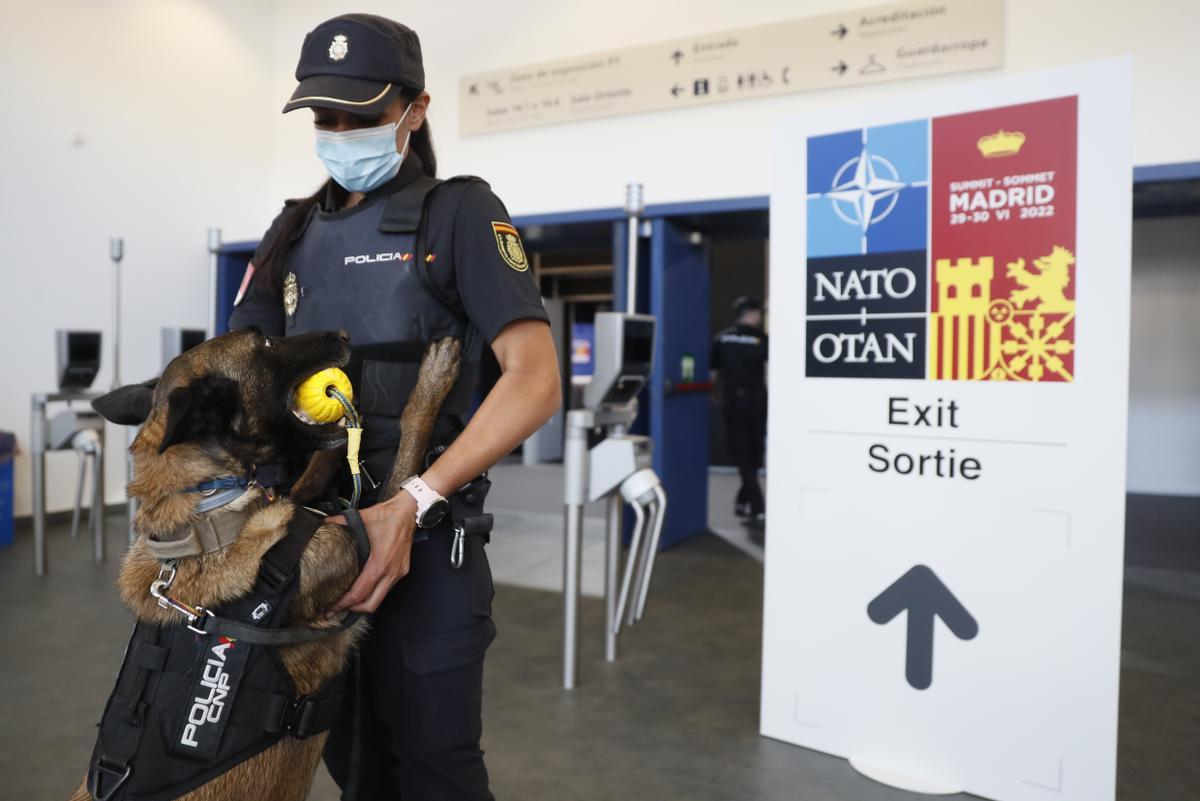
[805,120,929,378]
[928,95,1079,382]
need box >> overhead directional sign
[761,59,1132,801]
[458,0,1005,135]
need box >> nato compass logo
[807,120,928,257]
[805,120,930,378]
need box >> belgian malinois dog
[70,327,462,801]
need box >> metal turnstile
[562,311,666,688]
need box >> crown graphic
[977,129,1026,158]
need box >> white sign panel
[459,0,1004,135]
[761,59,1132,801]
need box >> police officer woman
[229,14,560,800]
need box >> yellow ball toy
[294,368,354,423]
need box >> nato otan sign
[761,59,1132,801]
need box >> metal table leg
[92,432,105,563]
[31,395,47,576]
[71,451,86,540]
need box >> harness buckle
[90,758,132,801]
[257,557,291,593]
[283,695,317,738]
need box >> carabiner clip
[149,576,209,634]
[450,526,466,570]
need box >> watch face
[418,498,450,529]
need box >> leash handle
[339,507,372,567]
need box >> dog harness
[87,508,367,801]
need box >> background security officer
[229,14,560,800]
[711,296,769,524]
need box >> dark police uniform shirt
[711,323,768,391]
[231,152,548,343]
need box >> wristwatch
[400,475,450,529]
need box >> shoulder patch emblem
[283,272,299,318]
[491,222,529,272]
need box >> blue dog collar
[186,476,252,494]
[184,475,255,514]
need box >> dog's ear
[92,378,158,425]
[158,376,241,453]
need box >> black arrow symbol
[832,23,848,39]
[671,49,684,66]
[831,61,848,76]
[670,83,684,97]
[867,565,978,690]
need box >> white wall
[0,0,280,516]
[3,0,1197,517]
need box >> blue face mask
[314,104,413,193]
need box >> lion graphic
[1006,245,1075,314]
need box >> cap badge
[328,34,349,62]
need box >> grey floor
[1,466,1197,801]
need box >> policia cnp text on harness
[87,507,368,801]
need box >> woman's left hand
[328,492,418,613]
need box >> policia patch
[491,222,529,272]
[172,635,249,759]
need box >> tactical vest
[285,175,483,450]
[86,510,360,801]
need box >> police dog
[69,327,461,801]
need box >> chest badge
[283,272,299,321]
[491,221,529,272]
[328,34,349,62]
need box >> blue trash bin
[0,431,14,547]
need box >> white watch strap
[401,475,443,517]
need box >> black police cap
[283,14,424,116]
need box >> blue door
[648,219,711,548]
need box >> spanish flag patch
[491,221,529,272]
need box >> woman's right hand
[327,491,419,613]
